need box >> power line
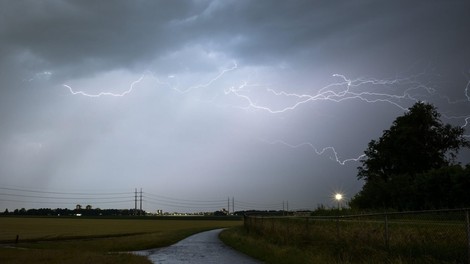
[0,187,132,195]
[0,193,133,200]
[144,192,226,203]
[0,199,134,205]
[0,186,287,212]
[0,186,136,209]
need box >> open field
[221,213,469,264]
[0,216,241,264]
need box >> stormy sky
[1,0,470,212]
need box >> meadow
[0,216,241,264]
[220,212,469,264]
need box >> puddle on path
[134,228,261,264]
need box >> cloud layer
[1,0,469,212]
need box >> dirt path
[134,228,261,263]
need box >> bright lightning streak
[225,73,470,128]
[242,73,470,163]
[261,139,366,165]
[225,73,435,113]
[172,62,238,94]
[465,80,470,101]
[58,62,470,164]
[62,62,237,98]
[460,117,470,130]
[63,74,146,98]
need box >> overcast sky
[1,0,470,213]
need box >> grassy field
[0,216,241,264]
[220,215,468,264]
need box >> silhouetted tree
[351,102,469,210]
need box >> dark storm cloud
[179,1,470,69]
[2,0,469,79]
[0,0,206,78]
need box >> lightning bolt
[61,62,237,98]
[172,61,238,94]
[233,72,470,163]
[225,73,470,125]
[59,62,470,164]
[225,73,434,113]
[62,73,146,98]
[465,79,470,102]
[23,71,53,82]
[261,139,366,165]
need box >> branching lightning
[225,73,442,113]
[62,74,146,98]
[465,80,470,102]
[58,62,470,165]
[61,62,238,98]
[231,71,470,164]
[171,62,238,94]
[261,139,366,165]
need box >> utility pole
[227,197,230,215]
[139,188,143,216]
[134,188,137,216]
[232,197,234,214]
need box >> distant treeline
[1,207,146,216]
[1,208,291,217]
[233,210,299,216]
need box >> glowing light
[335,193,343,201]
[334,193,343,210]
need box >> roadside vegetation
[0,216,240,264]
[220,213,467,264]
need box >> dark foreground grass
[220,226,338,264]
[220,218,466,264]
[0,217,240,264]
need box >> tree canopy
[350,102,469,210]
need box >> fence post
[466,210,470,264]
[336,215,340,239]
[384,213,390,252]
[244,214,247,232]
[271,217,275,233]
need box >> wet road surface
[134,228,261,263]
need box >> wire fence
[244,208,470,263]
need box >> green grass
[220,226,317,264]
[0,216,241,264]
[220,216,467,264]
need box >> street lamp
[335,193,343,210]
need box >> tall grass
[221,213,468,263]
